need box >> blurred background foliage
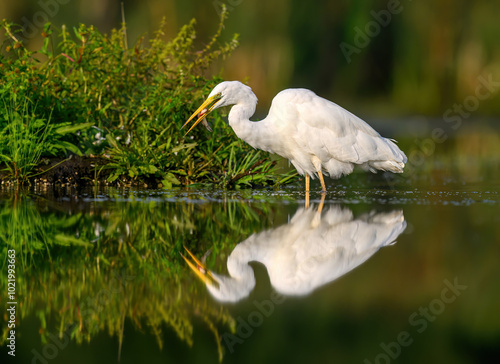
[1,0,499,116]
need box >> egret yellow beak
[182,93,222,135]
[181,246,219,288]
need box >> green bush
[0,9,296,188]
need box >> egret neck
[227,92,258,144]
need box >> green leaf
[146,165,158,174]
[106,134,119,149]
[172,142,197,153]
[162,172,180,186]
[107,173,119,183]
[56,141,82,156]
[54,122,93,135]
[54,234,92,247]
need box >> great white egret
[183,81,407,192]
[182,202,406,303]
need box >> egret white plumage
[182,204,406,303]
[183,81,407,192]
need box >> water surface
[1,173,499,363]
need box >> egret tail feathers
[369,160,405,173]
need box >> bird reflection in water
[182,195,406,303]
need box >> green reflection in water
[0,171,499,363]
[0,189,293,361]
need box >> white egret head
[182,81,256,134]
[181,246,256,302]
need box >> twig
[121,2,128,50]
[3,24,20,43]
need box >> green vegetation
[0,95,91,184]
[0,191,284,361]
[0,10,296,188]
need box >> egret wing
[271,89,405,166]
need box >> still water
[1,171,499,364]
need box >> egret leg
[305,175,310,209]
[318,171,327,193]
[311,193,326,227]
[318,192,326,213]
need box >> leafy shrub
[0,9,295,188]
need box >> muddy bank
[1,156,163,188]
